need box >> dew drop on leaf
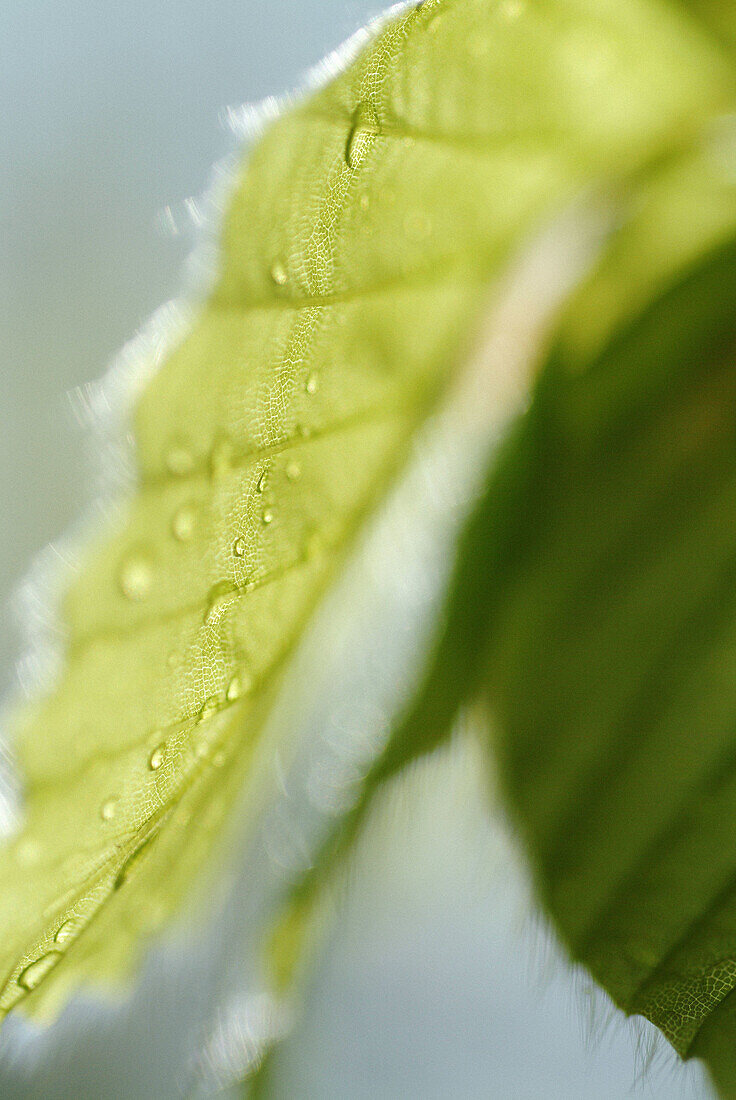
[232,536,246,558]
[226,672,252,701]
[262,510,274,525]
[345,101,380,169]
[286,461,301,482]
[100,799,117,822]
[114,835,156,890]
[18,951,62,993]
[305,373,318,395]
[205,580,236,623]
[119,554,152,602]
[54,919,77,946]
[197,697,219,724]
[148,745,165,771]
[256,470,267,493]
[270,258,288,287]
[171,505,196,542]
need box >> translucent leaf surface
[0,0,731,1023]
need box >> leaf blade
[0,0,732,1022]
[484,239,736,1089]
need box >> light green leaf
[0,0,731,1025]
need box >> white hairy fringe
[520,870,712,1098]
[492,784,710,1097]
[0,0,430,1083]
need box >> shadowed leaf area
[392,239,736,1096]
[491,242,736,1095]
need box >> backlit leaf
[0,0,731,1029]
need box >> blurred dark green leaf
[390,235,736,1095]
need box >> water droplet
[54,919,77,945]
[205,580,237,623]
[212,751,226,768]
[119,554,152,601]
[256,470,267,493]
[305,373,318,395]
[197,696,220,724]
[100,799,117,822]
[262,510,274,526]
[233,536,246,558]
[226,672,253,701]
[345,101,381,169]
[270,258,288,286]
[149,745,165,771]
[286,461,301,481]
[18,951,62,993]
[165,443,194,477]
[171,504,196,542]
[114,834,156,890]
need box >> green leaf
[686,2,736,50]
[436,238,736,1094]
[293,140,736,1097]
[0,0,731,1025]
[397,135,736,755]
[260,132,736,1032]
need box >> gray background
[0,2,714,1096]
